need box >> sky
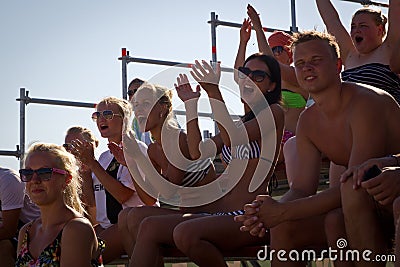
[0,0,388,170]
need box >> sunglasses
[91,110,123,121]
[238,67,271,83]
[19,167,68,182]
[272,46,284,56]
[63,143,72,150]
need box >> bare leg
[0,239,16,267]
[324,208,354,267]
[97,224,125,264]
[118,206,182,257]
[270,215,327,267]
[329,162,346,187]
[118,207,135,257]
[130,213,204,267]
[341,179,391,267]
[174,215,268,267]
[283,136,297,186]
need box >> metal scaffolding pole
[118,50,233,105]
[210,12,218,64]
[339,0,389,8]
[206,5,296,135]
[122,48,129,100]
[290,0,299,32]
[19,88,26,168]
[15,89,96,167]
[207,13,292,34]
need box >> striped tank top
[341,63,400,103]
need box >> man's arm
[0,169,25,239]
[0,209,21,239]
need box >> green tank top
[282,89,306,108]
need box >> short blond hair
[291,30,340,60]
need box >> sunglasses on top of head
[91,110,123,121]
[19,167,69,182]
[272,46,285,56]
[238,67,271,83]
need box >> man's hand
[340,156,396,189]
[362,167,400,206]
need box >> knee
[340,179,371,213]
[173,221,198,254]
[118,207,131,230]
[136,216,162,242]
[126,206,149,233]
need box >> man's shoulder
[0,167,21,184]
[343,82,398,111]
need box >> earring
[159,113,163,118]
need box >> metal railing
[0,0,388,166]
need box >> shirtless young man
[235,30,400,267]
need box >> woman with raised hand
[16,143,103,267]
[235,5,300,89]
[64,126,99,225]
[116,82,218,259]
[236,5,310,188]
[70,96,155,264]
[123,53,283,266]
[316,0,400,103]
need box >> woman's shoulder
[269,103,285,121]
[62,217,95,238]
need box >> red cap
[268,31,293,61]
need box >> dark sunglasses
[272,46,284,56]
[127,90,135,97]
[91,110,123,121]
[19,167,68,182]
[63,143,71,150]
[238,67,271,83]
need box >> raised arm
[191,60,250,148]
[390,37,400,73]
[386,0,400,50]
[247,4,271,55]
[234,18,252,83]
[315,0,355,62]
[175,73,221,160]
[247,4,299,87]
